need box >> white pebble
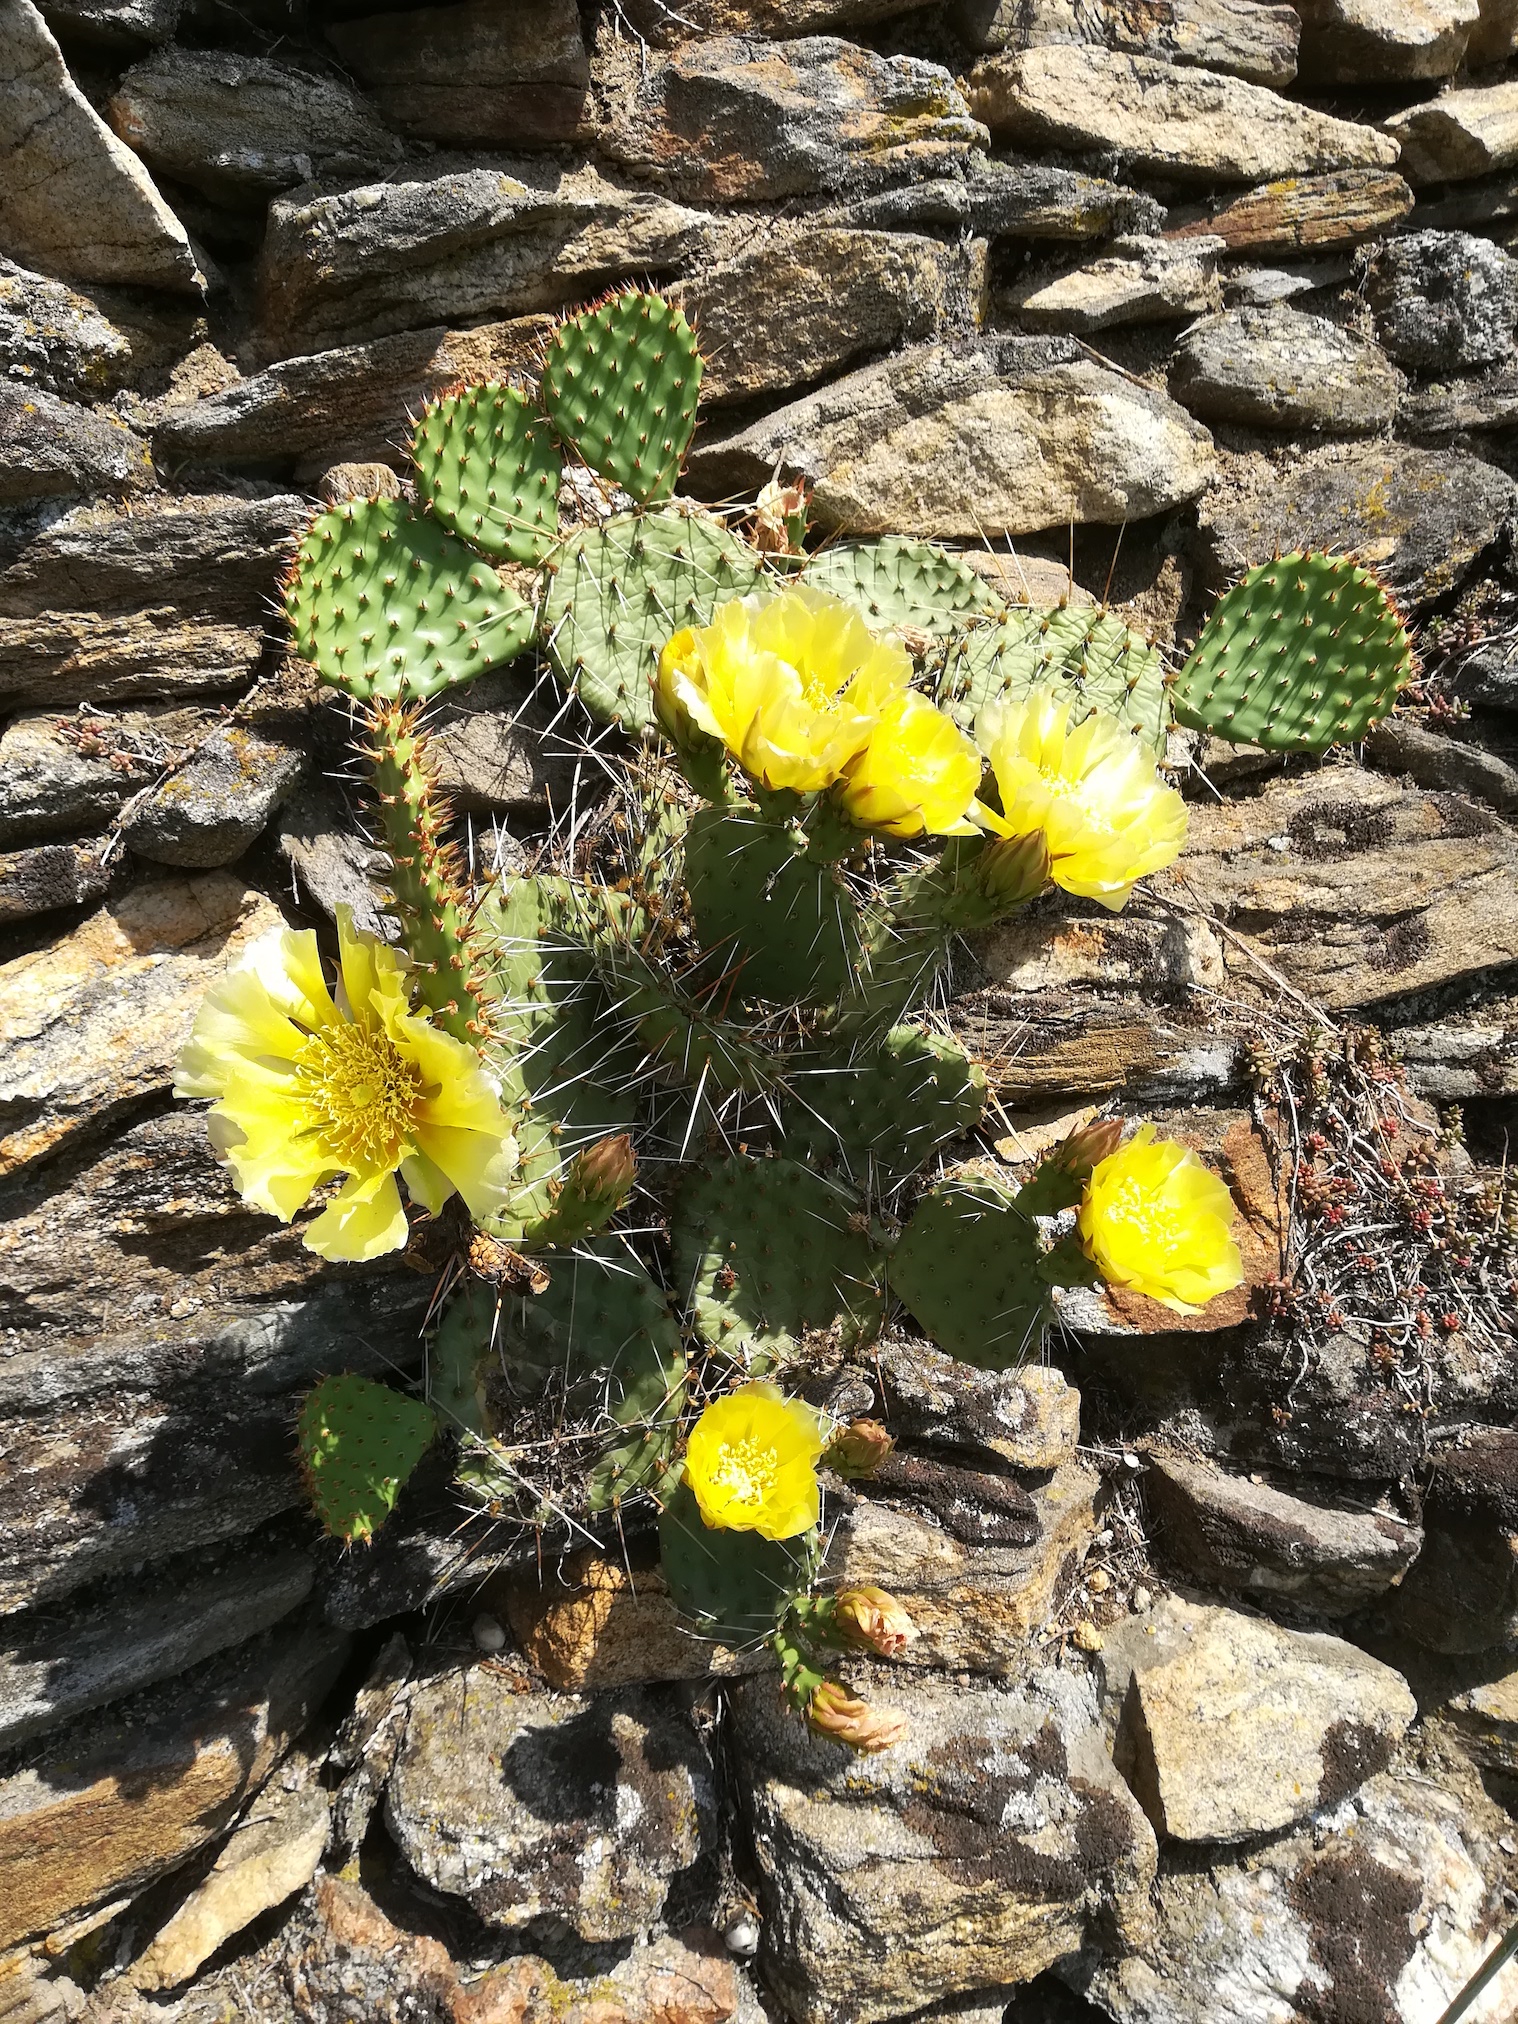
[725,1916,760,1959]
[472,1613,506,1654]
[1131,1586,1153,1613]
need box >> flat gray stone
[730,1664,1157,2024]
[0,703,198,845]
[385,1670,715,1939]
[1384,81,1518,185]
[120,723,306,868]
[38,0,181,46]
[1390,1429,1518,1653]
[0,0,200,292]
[1400,369,1518,438]
[426,674,576,817]
[615,0,928,41]
[1198,441,1515,607]
[256,159,712,359]
[1003,233,1223,332]
[1098,1598,1416,1842]
[1170,306,1404,432]
[1368,230,1518,375]
[834,157,1163,240]
[327,0,590,147]
[689,335,1216,538]
[0,386,153,502]
[107,48,406,202]
[954,0,1301,86]
[0,839,116,922]
[0,258,136,400]
[599,35,987,202]
[1143,1449,1422,1614]
[1294,0,1480,81]
[673,227,977,403]
[1366,716,1518,816]
[967,44,1400,183]
[873,1338,1081,1473]
[273,783,394,942]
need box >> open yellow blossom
[655,586,910,795]
[832,688,982,838]
[1078,1126,1244,1312]
[684,1381,825,1540]
[976,688,1187,910]
[174,908,517,1263]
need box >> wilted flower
[975,688,1187,910]
[1078,1125,1244,1312]
[684,1381,825,1540]
[805,1680,909,1753]
[654,587,909,795]
[832,688,983,839]
[833,1587,917,1658]
[824,1417,895,1479]
[752,474,810,556]
[174,908,517,1262]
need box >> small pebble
[472,1613,506,1654]
[1131,1585,1153,1612]
[725,1916,760,1958]
[1094,1528,1114,1549]
[1502,1836,1517,1856]
[1122,1451,1141,1471]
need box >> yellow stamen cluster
[1078,1126,1244,1312]
[683,1381,825,1540]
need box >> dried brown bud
[752,475,810,557]
[833,1587,917,1659]
[824,1417,895,1479]
[573,1132,637,1207]
[468,1232,551,1295]
[806,1681,910,1754]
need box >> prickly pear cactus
[1172,551,1413,751]
[541,291,702,506]
[658,1476,820,1643]
[803,536,1003,639]
[938,603,1170,754]
[412,381,561,565]
[297,1374,437,1546]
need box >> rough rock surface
[1197,442,1515,606]
[1143,1450,1423,1613]
[120,722,306,868]
[1166,167,1413,250]
[107,48,406,201]
[0,0,200,291]
[1170,305,1404,431]
[385,1668,715,1939]
[732,1665,1157,2024]
[0,259,137,400]
[1385,81,1518,185]
[1003,235,1223,332]
[1390,1429,1518,1651]
[326,0,590,146]
[0,387,154,503]
[967,45,1400,182]
[257,161,711,358]
[1368,229,1518,375]
[1294,0,1482,81]
[954,0,1301,85]
[690,336,1216,536]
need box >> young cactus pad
[411,381,561,566]
[890,1179,1053,1370]
[659,1476,818,1644]
[284,498,536,703]
[938,604,1170,754]
[673,1156,888,1370]
[682,806,861,1005]
[802,537,1003,639]
[543,509,763,733]
[297,1373,438,1545]
[1171,551,1413,752]
[786,1027,987,1186]
[541,290,702,506]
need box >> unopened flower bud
[974,830,1051,911]
[805,1680,909,1753]
[824,1417,895,1479]
[833,1587,916,1659]
[573,1132,636,1208]
[1054,1117,1125,1175]
[753,475,810,556]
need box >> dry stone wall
[3,0,1518,2018]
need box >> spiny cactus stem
[362,699,486,1047]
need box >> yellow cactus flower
[654,586,910,795]
[683,1381,825,1540]
[1078,1126,1244,1312]
[976,688,1187,910]
[174,908,517,1263]
[832,689,983,838]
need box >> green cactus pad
[543,508,763,733]
[672,1156,887,1371]
[890,1178,1052,1371]
[446,1244,686,1512]
[937,604,1170,754]
[658,1476,818,1646]
[802,537,1003,639]
[428,1288,493,1441]
[297,1373,437,1546]
[1172,551,1413,752]
[411,381,561,566]
[592,936,776,1097]
[786,1027,986,1184]
[682,806,861,1006]
[284,498,536,703]
[541,290,702,505]
[475,876,642,1235]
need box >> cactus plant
[889,1177,1055,1370]
[938,603,1170,754]
[297,1374,438,1546]
[658,1475,820,1644]
[1171,551,1413,752]
[681,805,861,1006]
[284,498,536,704]
[786,1027,986,1185]
[803,536,1003,639]
[541,291,702,506]
[412,381,561,566]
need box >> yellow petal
[304,1170,409,1261]
[411,1120,517,1221]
